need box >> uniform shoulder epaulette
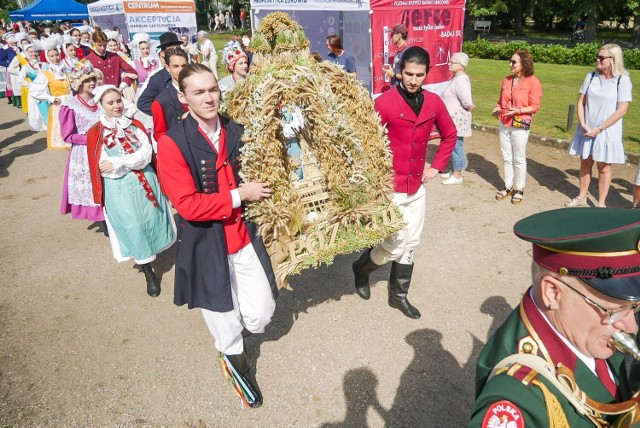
[495,363,540,386]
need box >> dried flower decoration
[225,13,402,288]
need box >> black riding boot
[140,263,160,297]
[223,351,263,408]
[352,248,382,300]
[388,262,421,319]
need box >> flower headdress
[66,59,96,92]
[222,41,247,72]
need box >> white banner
[251,0,370,11]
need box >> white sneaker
[440,171,451,178]
[442,176,463,185]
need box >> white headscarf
[94,84,137,131]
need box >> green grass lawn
[467,58,640,153]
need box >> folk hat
[158,32,180,50]
[66,59,96,92]
[222,41,247,72]
[514,208,640,301]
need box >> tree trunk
[585,9,598,41]
[514,0,523,35]
[463,14,475,42]
[633,15,640,45]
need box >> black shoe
[101,221,109,237]
[140,263,160,297]
[220,352,263,408]
[352,248,382,300]
[388,262,421,319]
[6,96,11,104]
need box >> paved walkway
[1,99,638,426]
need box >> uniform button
[235,218,239,222]
[201,160,206,165]
[201,167,206,172]
[203,181,207,185]
[202,174,206,178]
[222,216,227,219]
[399,113,404,118]
[224,161,228,166]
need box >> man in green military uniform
[470,208,640,427]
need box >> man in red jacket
[352,46,457,319]
[157,63,277,408]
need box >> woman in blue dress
[564,43,632,208]
[87,85,176,297]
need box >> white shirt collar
[529,288,597,373]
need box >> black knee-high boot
[388,262,421,319]
[352,248,382,300]
[140,263,160,297]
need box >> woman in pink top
[492,50,543,204]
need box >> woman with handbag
[440,52,475,185]
[564,44,632,208]
[87,85,175,297]
[492,50,543,204]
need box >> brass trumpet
[609,331,640,360]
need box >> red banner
[371,1,465,95]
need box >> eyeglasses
[597,55,613,62]
[509,60,519,65]
[558,278,640,325]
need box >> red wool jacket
[85,50,137,87]
[375,86,457,194]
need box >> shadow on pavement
[320,296,514,426]
[0,119,24,131]
[247,252,391,376]
[466,152,503,190]
[541,163,633,208]
[0,136,46,178]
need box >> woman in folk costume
[218,41,248,95]
[18,42,46,130]
[130,33,158,132]
[61,35,80,69]
[7,32,29,110]
[87,85,175,297]
[59,60,104,223]
[131,33,159,89]
[30,35,72,149]
[104,30,136,102]
[67,27,86,60]
[0,33,18,105]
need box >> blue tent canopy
[9,0,89,21]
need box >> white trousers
[499,123,530,190]
[370,185,426,266]
[201,243,276,355]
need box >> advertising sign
[370,0,465,94]
[252,0,369,11]
[124,1,196,37]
